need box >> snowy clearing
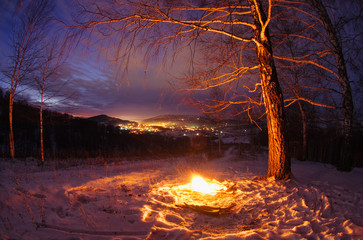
[1,152,362,239]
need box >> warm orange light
[190,175,226,195]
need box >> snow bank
[0,154,362,239]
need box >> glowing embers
[142,175,237,220]
[176,174,233,197]
[189,175,227,195]
[171,175,236,216]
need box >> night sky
[0,0,198,121]
[1,0,361,121]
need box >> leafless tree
[307,0,354,171]
[34,36,67,164]
[272,11,336,162]
[273,0,360,170]
[4,0,54,159]
[72,0,291,179]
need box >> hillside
[87,114,133,126]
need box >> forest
[0,88,362,167]
[0,89,194,160]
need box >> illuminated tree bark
[6,0,53,159]
[39,61,49,164]
[74,0,291,179]
[8,29,30,159]
[248,0,290,179]
[9,98,15,159]
[36,38,66,165]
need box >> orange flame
[190,175,226,195]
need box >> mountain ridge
[87,114,133,126]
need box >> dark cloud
[44,52,197,120]
[0,0,197,121]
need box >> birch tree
[5,0,53,159]
[37,44,56,164]
[273,11,336,162]
[34,33,70,164]
[273,0,359,171]
[307,0,354,171]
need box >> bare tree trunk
[297,101,308,161]
[9,39,28,160]
[39,58,51,164]
[40,61,49,164]
[308,0,354,171]
[9,49,27,160]
[289,41,309,162]
[6,0,53,160]
[338,63,353,171]
[248,0,291,179]
[8,16,33,160]
[40,102,44,163]
[9,97,15,159]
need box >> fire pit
[171,174,237,216]
[180,175,227,195]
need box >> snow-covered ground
[0,151,362,239]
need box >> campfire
[170,174,236,216]
[179,174,228,195]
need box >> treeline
[249,102,363,168]
[284,103,363,167]
[0,90,207,160]
[1,89,362,167]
